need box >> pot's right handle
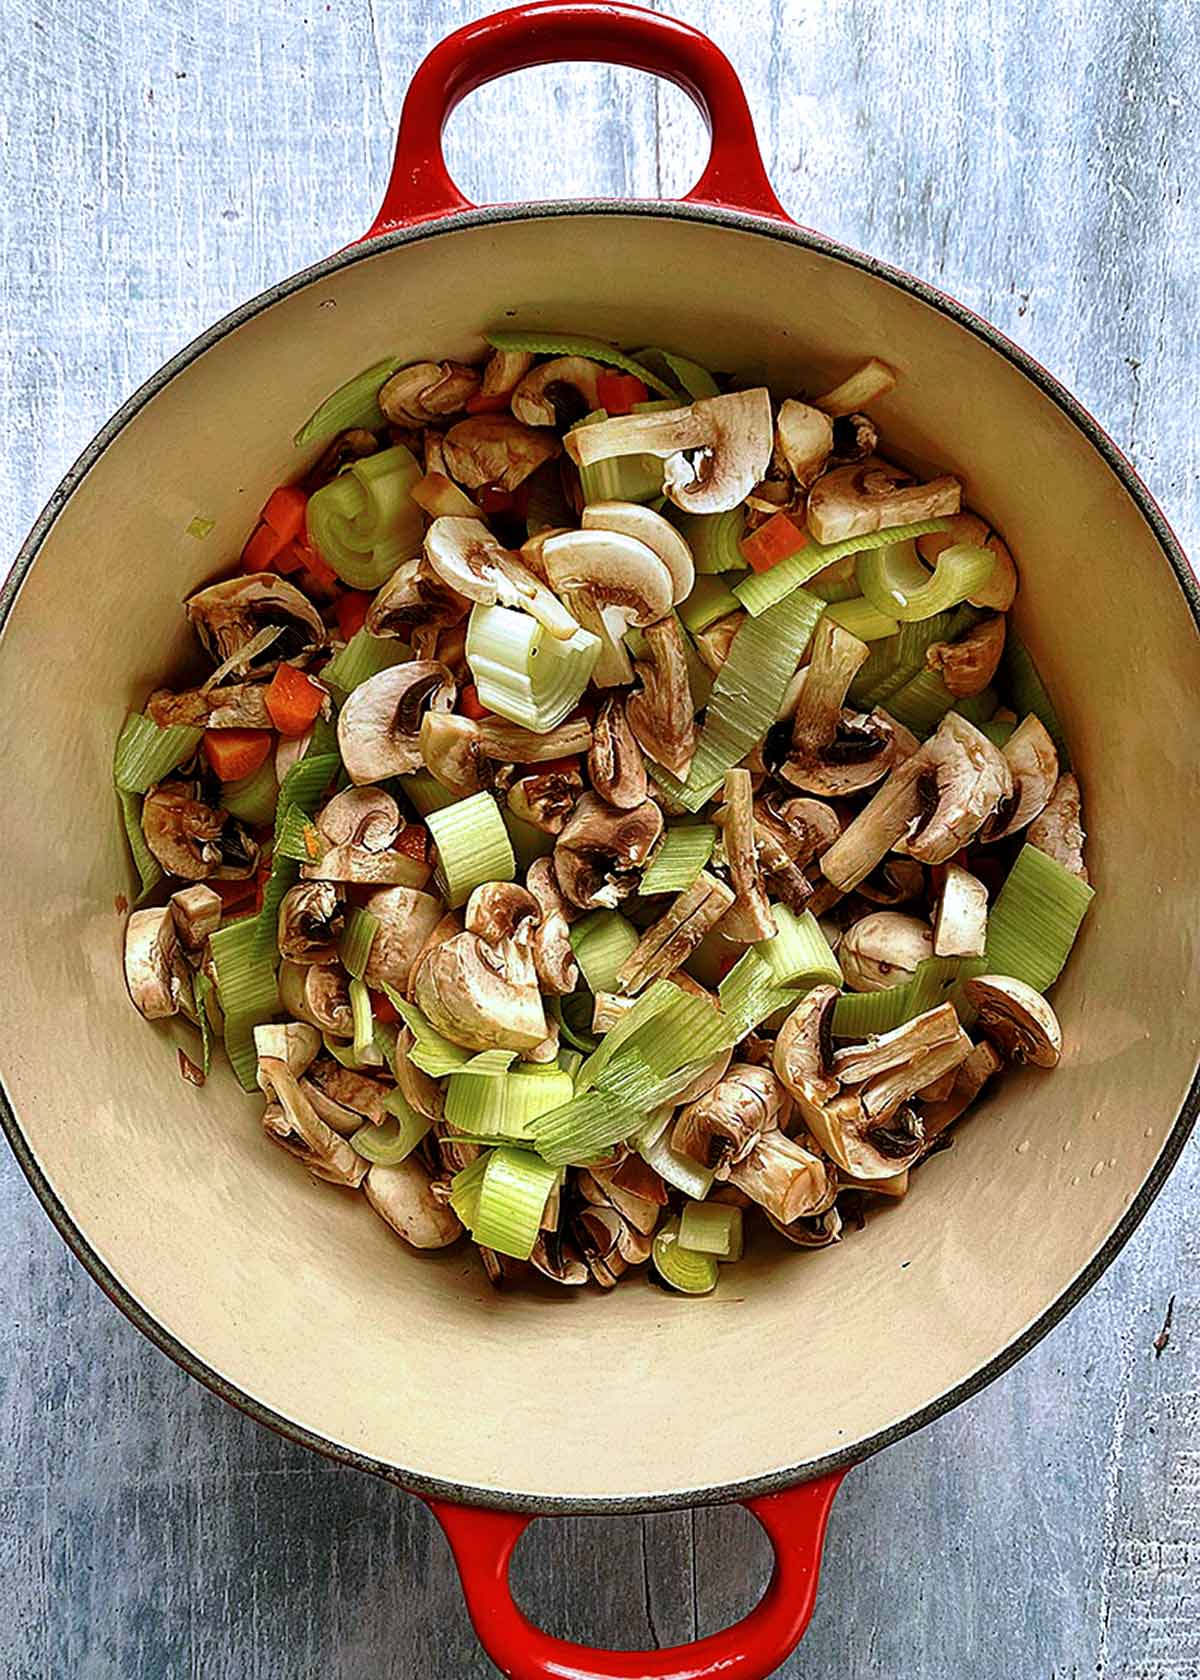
[425,1471,845,1680]
[364,0,790,238]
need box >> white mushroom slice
[337,661,456,784]
[394,1027,444,1121]
[526,854,579,924]
[925,615,1006,698]
[840,911,934,993]
[361,886,445,996]
[185,575,325,669]
[592,991,636,1033]
[774,399,835,487]
[963,975,1062,1067]
[921,1040,1004,1143]
[843,1167,909,1199]
[564,389,774,515]
[302,1060,392,1130]
[766,1205,843,1248]
[626,615,697,778]
[258,1059,367,1187]
[553,793,663,910]
[715,768,773,943]
[254,1022,321,1083]
[169,883,222,952]
[531,911,578,996]
[729,1131,837,1223]
[464,881,540,944]
[411,471,485,521]
[124,907,190,1020]
[672,1063,792,1178]
[581,502,695,604]
[480,347,534,400]
[378,360,479,425]
[277,881,345,965]
[587,697,648,811]
[806,457,962,546]
[811,358,897,416]
[692,611,745,674]
[425,516,579,639]
[278,960,354,1036]
[302,845,431,889]
[857,1029,974,1125]
[542,529,673,629]
[510,356,606,427]
[413,931,548,1051]
[799,1088,923,1181]
[772,985,841,1116]
[918,512,1017,611]
[1028,773,1089,883]
[934,864,988,958]
[821,713,1012,890]
[616,870,735,994]
[832,1002,961,1084]
[477,716,593,762]
[365,1159,463,1248]
[980,714,1059,842]
[442,415,561,491]
[316,787,403,850]
[148,681,276,731]
[419,713,489,797]
[507,764,583,835]
[778,617,895,797]
[530,1231,589,1286]
[366,556,469,641]
[142,783,259,880]
[828,412,880,466]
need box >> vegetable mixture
[119,335,1093,1294]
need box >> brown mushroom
[254,1022,322,1082]
[442,414,561,490]
[624,614,697,779]
[365,556,469,641]
[414,932,548,1051]
[692,611,745,674]
[142,782,259,880]
[507,764,584,835]
[419,712,490,797]
[933,864,987,958]
[277,881,345,965]
[839,911,934,992]
[301,1060,392,1134]
[553,793,664,909]
[832,1002,962,1084]
[542,529,674,630]
[1028,773,1088,883]
[530,1229,589,1286]
[124,907,192,1020]
[580,502,695,604]
[926,615,1007,698]
[672,1063,792,1178]
[921,1039,1004,1143]
[980,714,1059,842]
[767,1205,843,1248]
[185,575,325,671]
[394,1026,445,1121]
[258,1059,367,1187]
[480,347,534,401]
[526,854,579,924]
[365,1158,463,1248]
[963,975,1062,1067]
[587,696,648,810]
[510,356,606,427]
[316,786,402,850]
[616,870,735,994]
[146,681,275,731]
[464,881,540,945]
[857,856,925,906]
[360,886,445,996]
[378,360,479,425]
[714,768,774,942]
[806,457,961,546]
[729,1131,837,1223]
[772,984,840,1116]
[476,715,594,763]
[337,661,456,784]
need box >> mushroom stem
[615,870,735,994]
[832,1002,961,1084]
[715,768,774,942]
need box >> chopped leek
[350,1098,431,1165]
[858,540,994,623]
[323,1028,386,1070]
[882,667,957,736]
[573,411,664,505]
[293,355,403,447]
[806,555,862,603]
[823,596,901,640]
[848,604,980,710]
[465,603,600,732]
[952,687,999,726]
[485,331,674,397]
[981,718,1016,749]
[557,1048,583,1080]
[758,906,843,988]
[274,804,327,864]
[113,712,202,794]
[322,629,411,693]
[653,1219,719,1294]
[831,956,960,1037]
[339,908,380,980]
[210,918,280,1090]
[1000,635,1071,766]
[659,589,826,811]
[306,714,340,759]
[400,770,461,818]
[445,1065,573,1141]
[579,980,734,1094]
[349,977,374,1059]
[678,573,743,634]
[733,520,952,618]
[255,754,337,957]
[979,843,1093,992]
[679,1200,743,1260]
[569,911,641,994]
[528,1088,641,1168]
[220,757,279,826]
[385,988,516,1078]
[638,1111,716,1199]
[471,1146,560,1260]
[634,346,721,399]
[640,825,717,895]
[672,507,746,576]
[117,790,163,902]
[426,791,515,909]
[717,949,800,1037]
[553,991,601,1053]
[448,1156,489,1229]
[306,445,424,589]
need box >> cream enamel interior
[1,211,1196,1508]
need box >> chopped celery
[858,540,994,623]
[426,791,515,909]
[210,918,280,1090]
[679,1200,743,1260]
[349,977,374,1059]
[569,911,641,994]
[293,355,403,447]
[400,770,461,818]
[678,573,743,634]
[504,809,556,872]
[673,508,746,575]
[445,1065,573,1140]
[323,629,411,693]
[220,757,279,826]
[634,346,721,399]
[339,908,380,980]
[823,596,900,640]
[472,1146,560,1260]
[734,520,952,618]
[640,825,717,895]
[465,603,600,732]
[117,789,163,902]
[1000,635,1071,767]
[113,713,202,794]
[757,905,843,988]
[350,1097,431,1165]
[978,844,1093,992]
[573,411,664,505]
[653,1219,719,1294]
[306,444,424,589]
[484,332,674,397]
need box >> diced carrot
[370,989,401,1024]
[211,876,258,912]
[459,684,491,721]
[464,391,513,415]
[295,539,339,593]
[393,825,428,862]
[271,541,305,576]
[334,590,372,640]
[261,485,308,543]
[241,522,289,573]
[739,512,809,574]
[265,664,325,736]
[596,372,649,415]
[203,729,273,781]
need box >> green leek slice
[274,804,327,864]
[322,629,411,694]
[425,791,515,909]
[448,1156,489,1229]
[114,713,202,794]
[831,956,961,1037]
[527,1089,641,1168]
[823,596,901,641]
[673,508,746,575]
[484,331,674,397]
[733,520,952,618]
[977,843,1093,992]
[400,770,461,818]
[219,757,279,826]
[465,603,600,732]
[640,825,717,895]
[306,445,423,588]
[117,790,163,902]
[881,667,957,736]
[293,356,403,447]
[848,604,980,710]
[210,918,280,1089]
[445,1066,573,1141]
[350,1096,431,1165]
[858,541,994,623]
[255,755,338,958]
[758,906,843,988]
[339,909,380,981]
[952,687,999,726]
[679,1200,743,1260]
[471,1146,560,1260]
[552,992,601,1054]
[653,1219,719,1294]
[634,347,720,399]
[980,718,1016,749]
[1000,635,1070,766]
[678,573,743,635]
[569,911,641,994]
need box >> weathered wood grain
[0,0,1197,1674]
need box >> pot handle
[424,1470,845,1680]
[363,0,789,238]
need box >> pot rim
[3,198,1197,1516]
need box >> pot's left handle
[362,0,789,238]
[424,1472,845,1680]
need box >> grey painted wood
[0,0,1196,1674]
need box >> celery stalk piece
[823,596,901,641]
[882,667,958,736]
[349,977,374,1059]
[484,331,675,397]
[679,1200,744,1260]
[978,843,1094,992]
[400,770,460,818]
[639,1120,716,1200]
[471,1147,560,1260]
[678,573,744,634]
[572,410,664,504]
[465,603,600,732]
[113,713,202,794]
[640,825,717,895]
[552,992,601,1054]
[1000,635,1071,767]
[339,909,380,981]
[634,347,721,399]
[733,519,952,618]
[673,508,747,575]
[445,1066,574,1141]
[306,444,424,588]
[425,790,515,909]
[569,911,642,994]
[322,629,411,694]
[858,540,994,623]
[653,1219,719,1294]
[293,356,403,447]
[210,919,280,1090]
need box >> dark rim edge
[1,198,1197,1517]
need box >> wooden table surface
[1,1,1196,1675]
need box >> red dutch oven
[1,6,1197,1677]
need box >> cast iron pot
[1,6,1197,1676]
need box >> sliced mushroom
[821,713,1012,890]
[829,412,880,466]
[442,415,561,490]
[918,512,1017,611]
[278,960,354,1035]
[366,555,469,641]
[587,696,648,810]
[553,793,663,910]
[715,768,774,942]
[419,712,490,797]
[185,575,325,670]
[921,1039,1004,1143]
[980,714,1058,842]
[672,1063,792,1178]
[146,681,274,731]
[591,991,636,1034]
[414,931,548,1051]
[169,883,222,952]
[360,886,445,996]
[542,529,673,630]
[729,1131,837,1223]
[337,661,456,784]
[277,881,344,964]
[926,615,1006,698]
[774,399,834,487]
[530,1229,589,1286]
[477,715,593,763]
[855,1028,973,1128]
[394,1027,444,1121]
[464,881,540,945]
[411,471,484,521]
[934,864,987,958]
[378,360,479,425]
[259,1059,367,1187]
[481,347,535,400]
[840,911,934,992]
[773,984,840,1114]
[303,1059,393,1131]
[254,1021,321,1082]
[425,517,579,639]
[857,856,925,906]
[1028,773,1088,883]
[573,1203,628,1288]
[692,611,745,674]
[767,1205,843,1248]
[507,764,584,835]
[617,870,735,994]
[531,910,579,996]
[832,1002,961,1084]
[963,975,1062,1067]
[625,614,697,778]
[124,907,191,1020]
[565,389,774,515]
[510,356,605,427]
[806,457,961,546]
[526,854,579,923]
[365,1158,463,1248]
[580,502,695,604]
[142,782,259,880]
[778,617,895,797]
[316,787,402,851]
